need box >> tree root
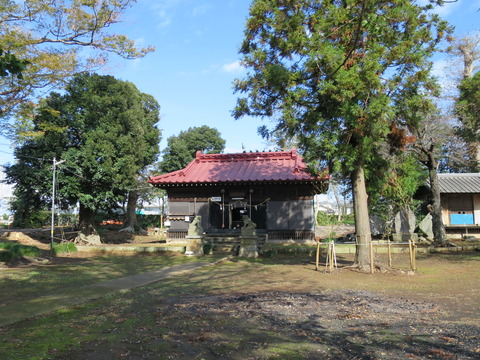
[119,226,148,236]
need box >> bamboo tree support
[369,238,374,274]
[330,242,334,272]
[332,240,338,274]
[408,238,414,271]
[324,240,337,274]
[409,238,417,272]
[315,240,321,271]
[387,237,392,267]
[325,241,331,273]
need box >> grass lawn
[0,251,479,359]
[0,252,215,306]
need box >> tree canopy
[160,125,226,173]
[0,48,29,78]
[455,71,480,168]
[0,0,153,130]
[234,0,450,269]
[6,73,161,230]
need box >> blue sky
[1,0,480,166]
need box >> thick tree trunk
[76,203,101,245]
[351,165,372,271]
[427,153,447,246]
[120,191,147,235]
[79,204,96,235]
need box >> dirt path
[0,258,226,328]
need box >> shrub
[52,242,77,255]
[0,242,41,262]
[203,242,213,255]
[0,250,13,262]
[317,211,355,226]
[0,242,41,257]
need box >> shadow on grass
[2,255,478,360]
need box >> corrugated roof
[149,149,326,186]
[438,173,480,193]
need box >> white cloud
[154,9,172,28]
[191,4,211,17]
[147,0,186,28]
[221,60,244,73]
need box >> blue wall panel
[450,214,474,225]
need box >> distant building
[438,173,480,226]
[315,193,353,217]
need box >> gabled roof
[438,173,480,193]
[149,149,327,186]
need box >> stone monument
[393,207,417,242]
[239,215,258,258]
[185,216,204,256]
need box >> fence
[315,239,417,274]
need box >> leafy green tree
[0,48,28,78]
[0,0,153,129]
[6,73,160,239]
[455,71,480,170]
[234,0,449,270]
[160,126,225,173]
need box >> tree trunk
[79,204,96,235]
[427,153,447,246]
[351,164,372,271]
[120,191,147,235]
[467,141,480,172]
[76,203,101,245]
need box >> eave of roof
[438,173,480,193]
[149,149,328,187]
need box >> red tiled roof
[149,149,326,186]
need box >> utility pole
[50,158,65,253]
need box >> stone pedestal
[238,236,258,258]
[238,215,258,257]
[185,236,204,257]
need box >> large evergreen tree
[234,0,449,270]
[455,71,480,170]
[6,73,160,240]
[160,126,225,173]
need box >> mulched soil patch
[58,290,480,360]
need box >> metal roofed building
[149,149,328,242]
[438,173,480,227]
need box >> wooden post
[412,239,417,271]
[315,241,321,271]
[387,237,392,267]
[408,238,414,271]
[325,241,333,273]
[330,241,335,272]
[369,238,374,274]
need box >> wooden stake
[387,237,392,267]
[408,238,413,271]
[370,239,374,274]
[329,241,333,273]
[315,241,321,271]
[412,240,417,271]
